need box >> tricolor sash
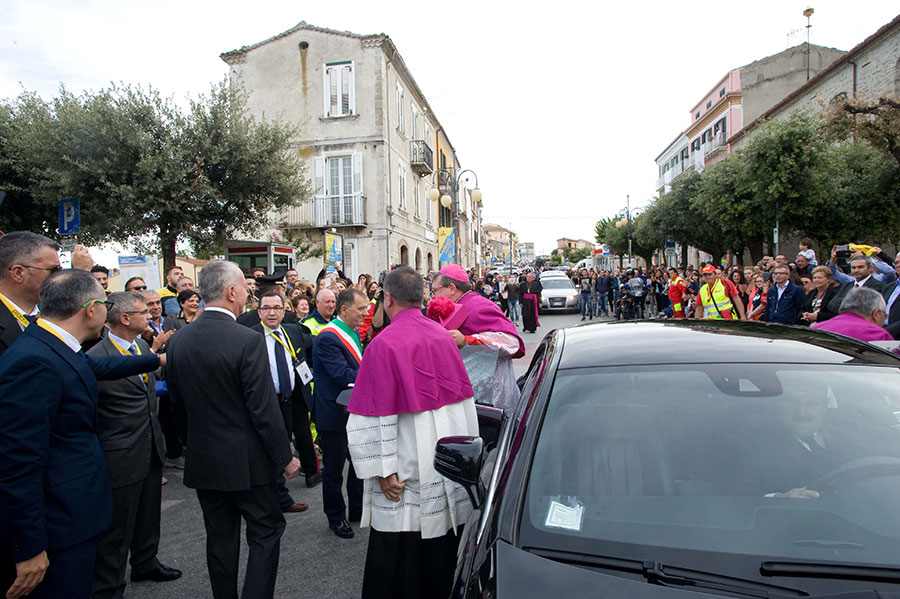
[320,318,363,363]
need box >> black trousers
[289,399,319,476]
[196,483,285,599]
[158,393,185,459]
[316,429,362,524]
[92,459,163,598]
[361,527,462,599]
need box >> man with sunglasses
[124,277,148,293]
[0,270,163,599]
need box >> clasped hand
[378,473,406,502]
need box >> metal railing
[284,194,365,227]
[410,140,433,174]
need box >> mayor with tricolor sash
[311,288,370,539]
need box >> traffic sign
[59,198,80,235]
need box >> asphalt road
[128,310,593,599]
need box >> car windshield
[522,364,900,572]
[541,280,574,289]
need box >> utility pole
[804,7,815,81]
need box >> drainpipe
[848,60,857,98]
[385,45,396,269]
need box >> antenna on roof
[786,28,803,47]
[804,6,815,81]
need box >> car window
[521,364,900,570]
[541,280,574,289]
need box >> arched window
[399,244,409,266]
[415,248,422,272]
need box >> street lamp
[428,168,482,264]
[617,194,643,268]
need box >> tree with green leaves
[0,81,312,271]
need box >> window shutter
[347,64,356,115]
[352,153,362,196]
[323,66,331,117]
[341,65,351,116]
[314,156,326,196]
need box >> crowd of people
[3,228,900,599]
[468,239,899,344]
[0,232,526,599]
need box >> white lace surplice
[347,397,479,539]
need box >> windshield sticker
[544,496,584,532]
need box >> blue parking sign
[59,198,80,235]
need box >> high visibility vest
[301,314,329,336]
[699,280,735,319]
[157,287,176,299]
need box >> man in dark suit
[87,292,180,598]
[0,270,161,599]
[165,261,299,599]
[882,252,900,339]
[251,291,319,512]
[761,265,807,325]
[312,288,368,539]
[827,254,884,315]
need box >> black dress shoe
[305,472,322,488]
[329,520,354,539]
[131,563,183,582]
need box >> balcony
[410,140,433,176]
[703,132,728,156]
[284,194,365,228]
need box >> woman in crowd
[367,281,379,300]
[729,269,750,315]
[800,265,840,324]
[746,274,769,321]
[293,295,311,319]
[168,289,202,329]
[356,273,372,294]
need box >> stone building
[730,13,900,149]
[482,224,519,266]
[220,22,481,280]
[655,44,845,194]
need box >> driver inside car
[725,379,874,498]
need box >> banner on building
[118,255,162,291]
[324,231,343,272]
[438,227,455,262]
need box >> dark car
[436,320,900,598]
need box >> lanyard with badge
[262,324,313,385]
[0,291,32,330]
[108,338,149,385]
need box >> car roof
[556,320,900,369]
[540,272,568,277]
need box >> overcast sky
[2,1,897,256]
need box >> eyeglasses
[258,306,285,312]
[17,264,63,273]
[125,309,151,316]
[128,285,148,291]
[82,298,113,309]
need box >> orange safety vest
[699,280,735,319]
[668,276,686,312]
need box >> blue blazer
[0,325,159,561]
[763,282,807,325]
[311,329,359,432]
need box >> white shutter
[347,63,356,115]
[341,66,351,116]
[313,156,326,196]
[352,153,362,196]
[412,106,418,139]
[323,66,333,117]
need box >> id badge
[295,361,313,385]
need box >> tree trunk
[680,244,688,269]
[158,219,178,276]
[747,237,764,266]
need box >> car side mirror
[434,436,485,509]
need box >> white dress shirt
[40,319,82,352]
[203,306,236,320]
[263,326,295,395]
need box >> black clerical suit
[252,323,319,505]
[87,335,166,599]
[166,309,293,599]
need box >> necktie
[128,344,148,388]
[273,331,292,397]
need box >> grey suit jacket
[87,335,165,488]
